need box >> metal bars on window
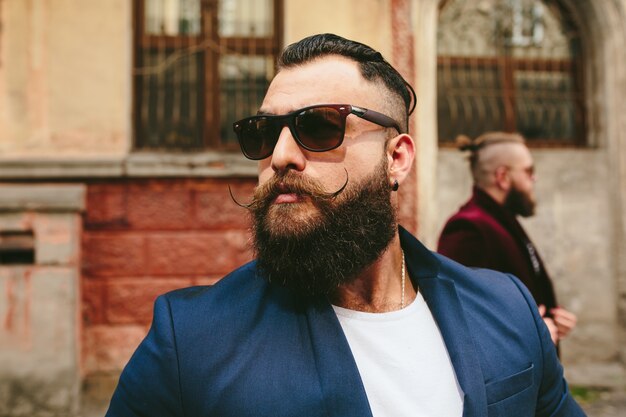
[133,0,282,151]
[437,0,585,146]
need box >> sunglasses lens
[295,107,345,151]
[234,106,348,159]
[236,117,281,160]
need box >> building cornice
[0,152,258,180]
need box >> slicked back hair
[277,33,415,133]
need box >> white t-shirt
[333,292,464,417]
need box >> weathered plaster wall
[0,0,131,156]
[0,184,85,416]
[283,0,393,57]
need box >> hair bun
[455,134,476,151]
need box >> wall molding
[0,152,258,180]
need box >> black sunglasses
[233,104,403,160]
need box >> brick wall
[81,178,256,375]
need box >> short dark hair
[277,33,415,133]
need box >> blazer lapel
[400,228,488,417]
[305,299,373,417]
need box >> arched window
[437,0,585,146]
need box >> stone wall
[81,178,256,375]
[0,184,84,417]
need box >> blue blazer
[106,228,585,417]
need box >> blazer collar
[400,227,488,417]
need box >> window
[133,0,282,151]
[437,0,585,146]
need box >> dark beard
[504,186,536,217]
[250,160,397,297]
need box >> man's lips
[274,193,302,204]
[272,183,306,204]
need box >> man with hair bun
[438,131,577,346]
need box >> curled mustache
[229,169,349,210]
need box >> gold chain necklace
[401,251,406,308]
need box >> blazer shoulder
[434,253,535,309]
[161,260,265,308]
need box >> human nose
[270,126,306,173]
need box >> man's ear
[494,165,512,191]
[386,134,415,186]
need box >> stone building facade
[0,0,625,415]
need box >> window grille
[133,0,282,151]
[437,0,585,146]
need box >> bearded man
[438,132,577,346]
[106,35,585,417]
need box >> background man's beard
[250,160,397,297]
[505,186,536,217]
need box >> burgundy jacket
[438,187,558,311]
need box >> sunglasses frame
[233,104,403,160]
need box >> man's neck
[329,236,416,313]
